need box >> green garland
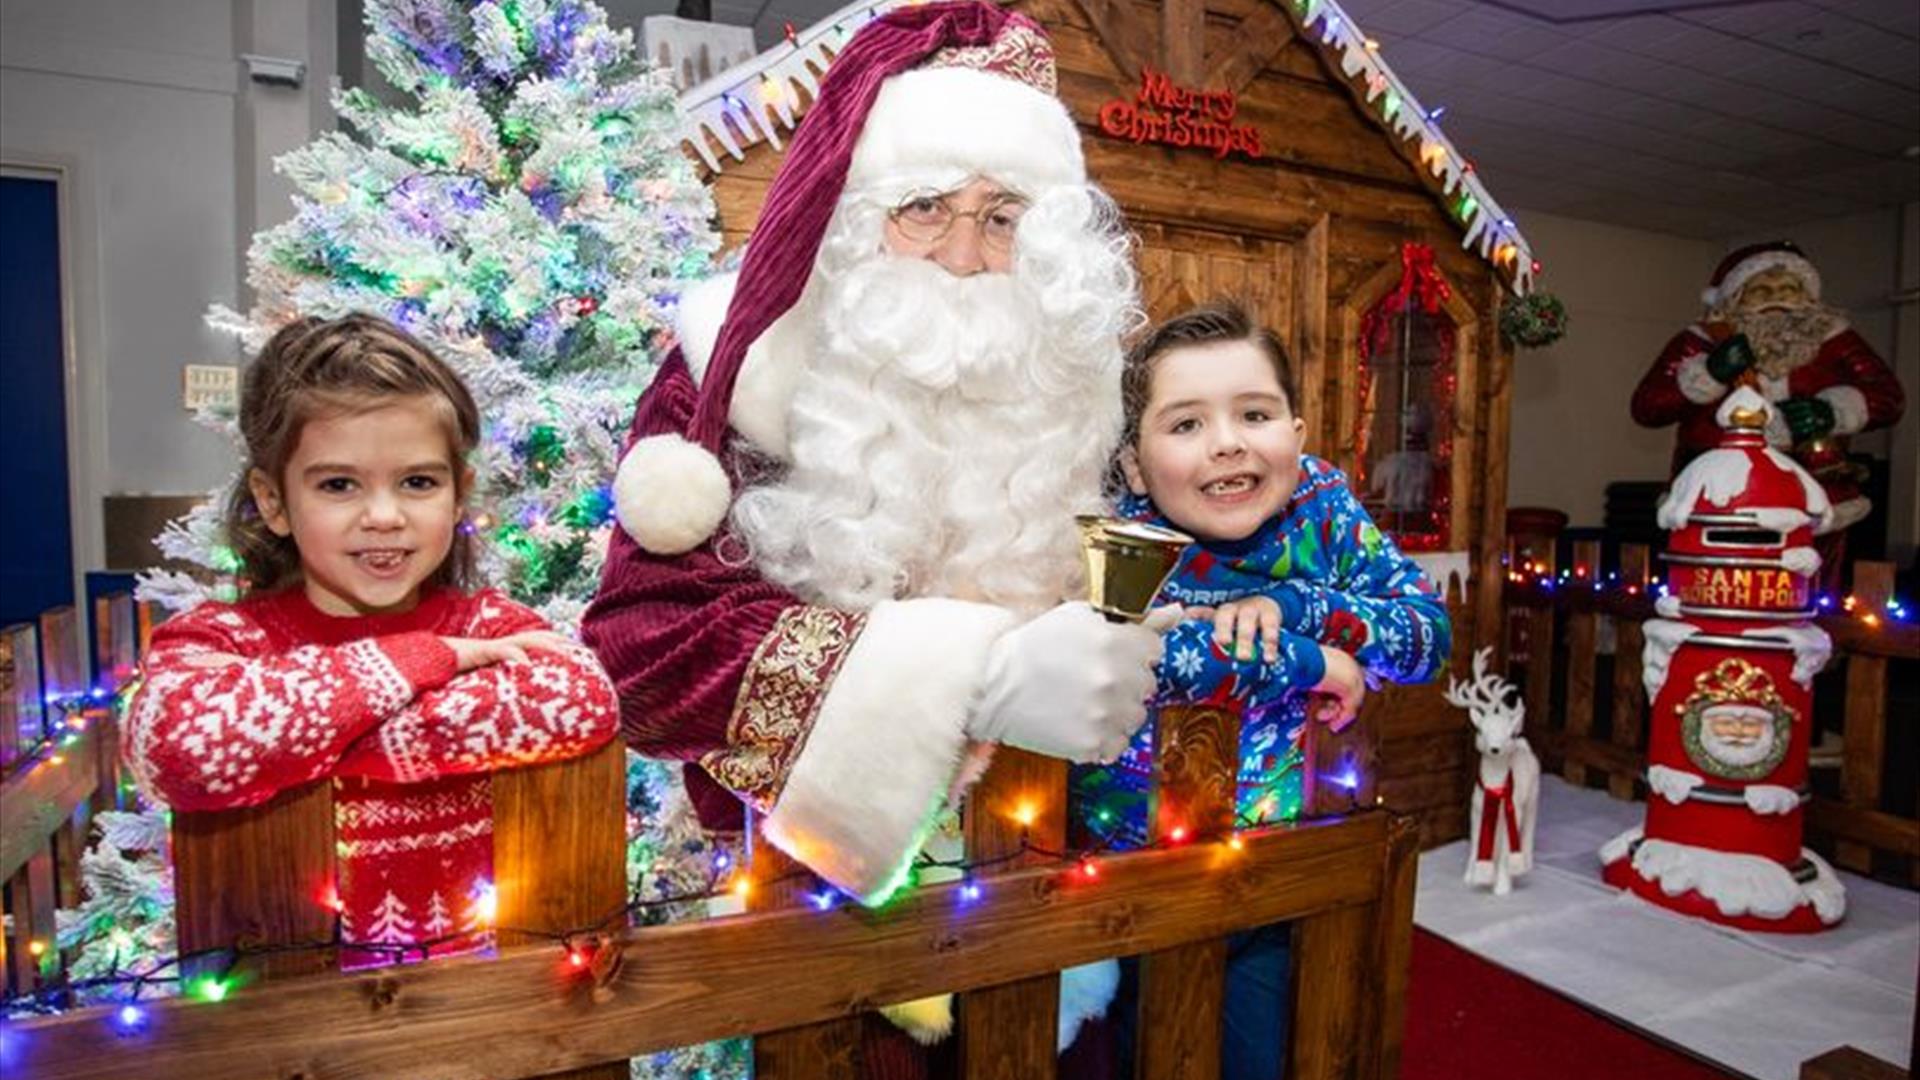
[1500,292,1569,349]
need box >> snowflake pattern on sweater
[125,586,618,966]
[1074,455,1450,848]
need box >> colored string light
[7,765,1384,1028]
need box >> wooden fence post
[743,831,867,1078]
[1513,539,1558,767]
[1834,563,1893,875]
[958,747,1068,1078]
[171,781,339,982]
[38,609,91,910]
[1560,539,1601,788]
[492,739,628,1080]
[1290,811,1418,1080]
[1136,704,1241,1080]
[1608,545,1651,801]
[745,740,917,1080]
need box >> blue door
[1,175,76,626]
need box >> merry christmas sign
[1098,67,1262,160]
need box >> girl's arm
[124,604,458,811]
[333,594,618,784]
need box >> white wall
[1505,203,1918,570]
[1,0,335,567]
[1728,204,1918,568]
[1501,210,1723,526]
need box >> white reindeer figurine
[1446,647,1540,895]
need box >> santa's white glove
[967,602,1181,763]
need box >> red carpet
[1402,929,1737,1080]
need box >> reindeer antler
[1445,646,1516,718]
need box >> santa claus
[1631,241,1905,581]
[582,1,1161,1063]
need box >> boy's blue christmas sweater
[1072,454,1451,848]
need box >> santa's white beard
[732,253,1126,615]
[1730,304,1841,378]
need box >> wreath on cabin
[1499,292,1569,349]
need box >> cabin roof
[674,0,1538,294]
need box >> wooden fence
[2,594,142,998]
[1505,538,1919,883]
[7,642,1414,1079]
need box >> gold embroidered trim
[703,605,864,813]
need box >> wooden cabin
[680,0,1539,849]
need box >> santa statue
[1632,241,1905,587]
[583,2,1159,1067]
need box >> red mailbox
[1601,386,1843,932]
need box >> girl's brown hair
[224,314,482,596]
[1119,301,1299,450]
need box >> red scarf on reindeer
[1476,775,1522,862]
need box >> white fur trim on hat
[612,433,731,555]
[847,66,1084,201]
[1816,384,1869,435]
[1703,250,1822,311]
[676,271,807,461]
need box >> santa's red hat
[1702,240,1821,311]
[614,2,1085,554]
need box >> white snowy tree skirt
[1415,776,1915,1079]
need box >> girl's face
[1121,339,1306,543]
[249,396,467,617]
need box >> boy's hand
[1311,646,1366,732]
[1192,597,1283,663]
[444,631,575,673]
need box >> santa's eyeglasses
[887,189,1029,251]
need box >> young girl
[1070,302,1449,1080]
[126,314,618,964]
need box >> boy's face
[1121,339,1306,543]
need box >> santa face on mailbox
[1601,386,1845,933]
[1683,664,1791,778]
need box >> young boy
[1070,302,1449,1079]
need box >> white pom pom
[612,433,731,555]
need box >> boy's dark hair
[225,313,481,596]
[1120,301,1299,448]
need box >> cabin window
[1355,242,1457,553]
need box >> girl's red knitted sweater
[126,586,618,962]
